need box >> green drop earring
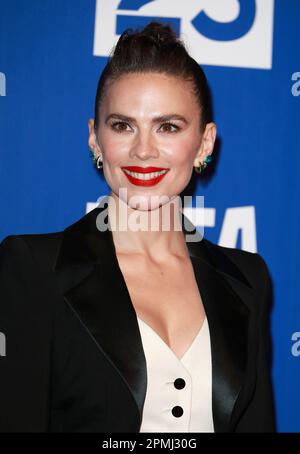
[89,148,96,163]
[89,149,103,169]
[194,154,212,174]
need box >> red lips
[121,166,170,187]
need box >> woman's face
[89,72,216,211]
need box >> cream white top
[137,316,214,432]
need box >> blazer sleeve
[236,252,277,432]
[0,235,52,432]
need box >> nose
[129,129,160,161]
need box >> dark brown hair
[93,21,212,132]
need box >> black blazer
[0,200,276,432]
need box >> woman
[0,22,275,432]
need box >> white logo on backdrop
[93,0,274,69]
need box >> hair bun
[141,21,178,45]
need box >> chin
[128,197,159,212]
[132,194,179,212]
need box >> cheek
[98,126,129,163]
[102,137,128,164]
[170,139,197,167]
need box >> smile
[121,166,170,187]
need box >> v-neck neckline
[137,316,207,362]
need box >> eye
[159,122,180,133]
[110,121,132,133]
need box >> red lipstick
[121,166,170,187]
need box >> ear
[193,122,217,167]
[88,118,102,158]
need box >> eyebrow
[105,113,188,125]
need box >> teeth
[123,169,168,180]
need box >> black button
[172,406,184,417]
[174,378,186,390]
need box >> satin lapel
[62,261,147,427]
[190,254,250,432]
[54,218,147,427]
[183,218,254,432]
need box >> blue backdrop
[0,0,299,432]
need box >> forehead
[101,72,199,115]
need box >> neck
[107,192,189,260]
